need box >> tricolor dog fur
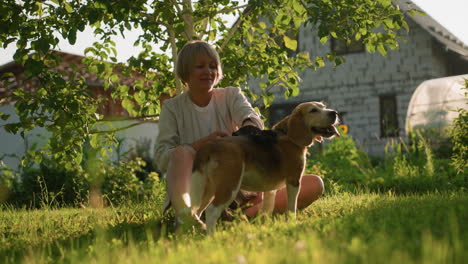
[187,101,340,234]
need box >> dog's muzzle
[311,110,341,138]
[311,126,340,138]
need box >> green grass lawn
[1,190,466,263]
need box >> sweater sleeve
[228,87,264,129]
[154,101,179,174]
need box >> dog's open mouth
[311,125,340,138]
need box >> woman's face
[187,53,218,93]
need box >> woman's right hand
[190,131,229,152]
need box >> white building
[266,3,468,156]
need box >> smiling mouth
[311,125,340,138]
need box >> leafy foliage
[2,155,163,208]
[307,131,374,187]
[307,130,465,194]
[449,80,468,175]
[0,0,413,169]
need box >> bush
[99,158,164,205]
[307,132,375,188]
[307,129,465,194]
[1,155,165,208]
[7,160,88,207]
[0,160,15,204]
[449,80,468,175]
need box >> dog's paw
[175,215,206,235]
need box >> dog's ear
[272,115,290,134]
[287,111,313,146]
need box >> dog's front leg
[204,204,225,235]
[286,183,300,217]
[259,190,277,215]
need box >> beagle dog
[188,101,340,233]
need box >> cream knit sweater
[154,87,263,173]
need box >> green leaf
[366,42,376,53]
[402,21,409,32]
[315,56,325,68]
[262,92,274,108]
[3,38,16,48]
[118,85,129,95]
[290,84,299,96]
[35,2,43,17]
[110,74,119,83]
[377,44,387,56]
[24,58,45,76]
[68,28,77,45]
[383,19,394,29]
[134,91,146,105]
[63,2,73,13]
[4,123,20,134]
[283,35,297,51]
[34,38,50,53]
[122,98,134,111]
[0,113,10,121]
[34,153,43,164]
[320,36,328,44]
[37,88,48,97]
[378,0,391,8]
[355,33,361,41]
[246,30,254,43]
[292,0,306,14]
[90,134,100,148]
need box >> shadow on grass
[0,215,175,263]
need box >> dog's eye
[309,108,319,113]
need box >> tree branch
[219,4,253,51]
[217,3,250,16]
[97,114,160,122]
[90,119,159,135]
[164,23,184,94]
[192,3,250,24]
[170,0,197,40]
[252,69,298,107]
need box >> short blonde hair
[176,40,223,86]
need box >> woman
[154,40,324,225]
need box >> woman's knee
[302,175,325,195]
[166,145,195,182]
[298,175,325,206]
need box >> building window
[379,95,399,137]
[331,38,364,55]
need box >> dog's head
[273,101,340,146]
